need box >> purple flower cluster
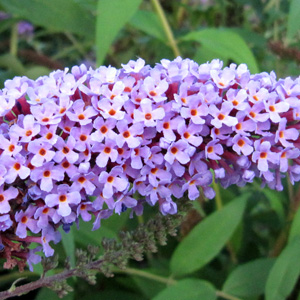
[0,57,300,270]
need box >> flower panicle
[0,57,299,269]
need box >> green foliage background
[0,0,300,299]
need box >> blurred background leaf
[96,0,142,65]
[287,0,300,45]
[181,29,259,73]
[0,0,95,38]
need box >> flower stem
[113,267,177,285]
[176,0,189,28]
[150,0,181,57]
[0,259,103,300]
[212,177,223,210]
[65,33,87,57]
[114,267,242,300]
[10,23,18,57]
[216,290,242,300]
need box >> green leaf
[59,226,75,268]
[289,207,300,244]
[0,18,16,34]
[101,209,130,232]
[129,265,171,298]
[170,194,248,277]
[74,220,117,250]
[74,211,128,250]
[261,188,285,224]
[0,0,95,38]
[287,0,300,44]
[35,287,74,300]
[96,0,142,65]
[25,66,51,80]
[265,236,300,300]
[80,290,144,300]
[129,10,167,42]
[0,53,26,75]
[223,258,275,297]
[181,29,259,73]
[132,274,166,299]
[152,279,216,300]
[193,44,228,66]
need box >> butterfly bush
[0,57,300,270]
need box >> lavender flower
[0,56,300,270]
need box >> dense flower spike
[0,57,300,270]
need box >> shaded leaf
[261,188,285,224]
[223,258,275,297]
[127,266,170,298]
[171,194,248,277]
[0,53,25,75]
[0,18,16,34]
[0,0,95,38]
[287,0,300,44]
[265,236,300,300]
[59,226,75,268]
[96,0,142,65]
[288,207,300,244]
[74,220,116,252]
[181,29,259,73]
[152,279,216,300]
[25,66,51,80]
[132,274,166,299]
[193,45,228,66]
[129,10,167,42]
[81,290,144,300]
[35,287,74,300]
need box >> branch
[0,259,103,300]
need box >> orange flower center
[123,131,130,138]
[25,130,32,137]
[8,144,15,152]
[39,148,46,156]
[59,195,67,202]
[183,132,190,139]
[218,114,225,121]
[80,134,87,141]
[163,122,170,129]
[145,113,152,120]
[21,216,28,223]
[207,146,214,153]
[43,170,51,177]
[107,176,114,183]
[260,152,267,159]
[46,132,53,140]
[171,147,178,154]
[190,109,197,116]
[14,163,21,170]
[104,147,111,154]
[62,147,70,154]
[100,126,108,134]
[78,176,86,183]
[237,139,245,147]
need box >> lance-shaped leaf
[170,194,248,277]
